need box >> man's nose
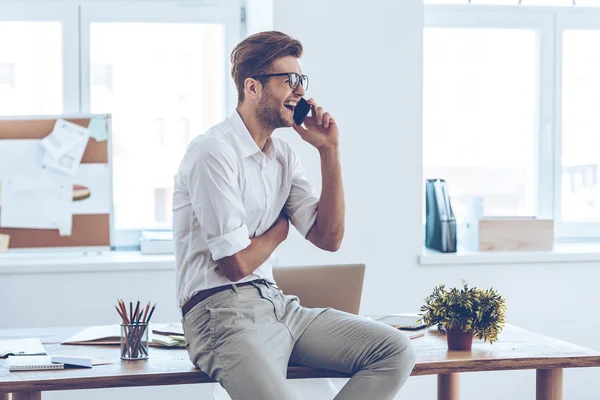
[294,85,305,97]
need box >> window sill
[0,251,175,274]
[419,243,600,266]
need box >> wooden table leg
[1,393,9,400]
[536,369,563,400]
[11,392,40,400]
[438,373,460,400]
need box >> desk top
[1,324,600,393]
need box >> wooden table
[1,325,599,400]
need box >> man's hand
[292,98,339,152]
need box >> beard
[256,88,290,131]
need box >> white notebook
[7,355,64,371]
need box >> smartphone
[293,98,311,125]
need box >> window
[423,27,537,218]
[0,2,241,247]
[0,3,78,115]
[424,5,600,239]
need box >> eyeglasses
[252,72,309,91]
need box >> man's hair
[230,31,303,105]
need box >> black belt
[182,279,269,317]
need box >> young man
[173,31,415,400]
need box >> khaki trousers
[182,281,416,400]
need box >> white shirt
[172,111,319,307]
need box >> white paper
[42,129,89,176]
[88,117,108,142]
[41,119,90,159]
[0,170,72,231]
[0,140,43,180]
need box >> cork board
[0,115,112,249]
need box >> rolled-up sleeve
[184,139,251,260]
[284,151,319,238]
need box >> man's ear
[244,78,261,101]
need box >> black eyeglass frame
[252,72,309,91]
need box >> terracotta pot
[446,327,473,350]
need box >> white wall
[2,0,600,399]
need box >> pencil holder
[120,323,149,360]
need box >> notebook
[51,355,92,368]
[152,323,183,337]
[0,338,47,358]
[7,355,64,371]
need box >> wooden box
[463,218,554,252]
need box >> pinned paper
[0,173,72,231]
[0,234,9,252]
[42,128,89,176]
[41,119,90,159]
[88,117,108,142]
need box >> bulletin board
[0,114,112,250]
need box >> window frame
[0,1,243,249]
[424,4,600,241]
[0,3,80,114]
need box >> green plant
[419,280,507,344]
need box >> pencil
[115,305,126,323]
[129,301,133,324]
[133,300,140,323]
[147,303,156,323]
[142,302,150,324]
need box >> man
[173,31,415,400]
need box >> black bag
[425,179,457,253]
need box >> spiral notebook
[7,355,64,371]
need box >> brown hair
[230,31,303,105]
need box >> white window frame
[0,3,80,113]
[554,10,600,239]
[0,1,243,249]
[424,4,600,241]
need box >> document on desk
[0,338,47,358]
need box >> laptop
[272,263,365,315]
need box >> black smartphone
[293,98,311,125]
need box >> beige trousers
[182,281,416,400]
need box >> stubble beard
[256,89,290,131]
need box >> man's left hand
[292,99,339,151]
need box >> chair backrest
[272,263,366,315]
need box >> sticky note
[0,234,10,252]
[88,117,108,142]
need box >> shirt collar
[227,110,277,161]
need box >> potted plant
[419,280,507,350]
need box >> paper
[88,117,108,142]
[0,140,43,179]
[0,173,72,231]
[41,119,90,159]
[42,126,90,176]
[0,338,47,358]
[62,324,184,348]
[52,355,112,366]
[0,233,9,252]
[0,140,73,232]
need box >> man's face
[256,56,305,131]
